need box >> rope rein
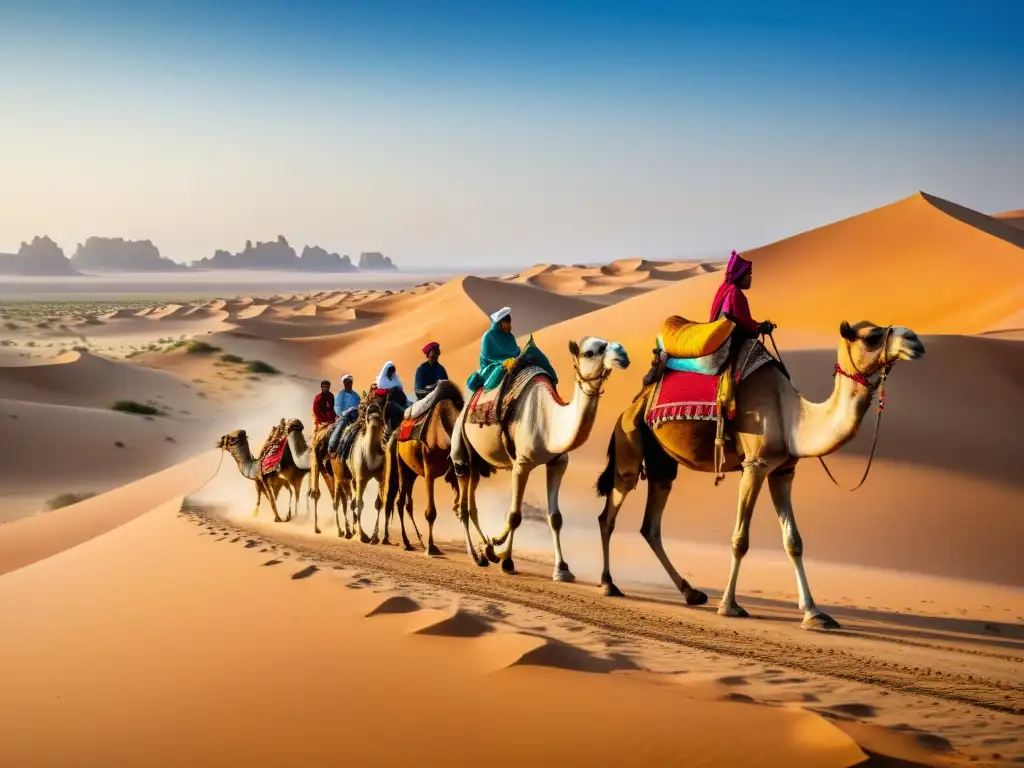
[191,448,227,496]
[765,327,892,493]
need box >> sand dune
[993,208,1024,230]
[0,499,882,768]
[0,349,201,408]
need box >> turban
[422,341,440,355]
[341,374,353,383]
[489,306,512,324]
[724,250,752,284]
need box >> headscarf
[709,250,753,322]
[341,374,353,385]
[422,341,440,356]
[376,360,403,391]
[489,306,511,324]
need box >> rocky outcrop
[193,238,385,271]
[0,236,78,275]
[358,251,397,271]
[70,237,182,271]
[298,246,356,272]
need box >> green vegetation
[186,340,221,354]
[220,353,245,364]
[246,360,279,374]
[110,400,161,416]
[46,492,97,510]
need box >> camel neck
[788,349,875,458]
[545,377,601,456]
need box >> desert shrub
[3,321,18,330]
[110,400,161,416]
[186,341,220,354]
[220,353,244,364]
[246,360,279,374]
[46,492,96,510]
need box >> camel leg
[598,482,630,597]
[337,477,353,539]
[353,479,370,544]
[457,470,487,567]
[390,463,415,551]
[466,471,495,563]
[369,472,385,545]
[423,472,442,557]
[252,482,264,518]
[491,461,532,575]
[284,480,296,523]
[545,454,573,582]
[263,478,284,523]
[768,470,839,630]
[640,479,708,606]
[718,461,768,618]
[402,465,423,549]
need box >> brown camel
[595,322,925,630]
[309,401,386,541]
[379,382,465,555]
[217,428,288,523]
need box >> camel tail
[444,461,459,494]
[596,430,616,498]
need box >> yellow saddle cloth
[657,315,735,359]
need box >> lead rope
[765,330,888,493]
[189,448,227,496]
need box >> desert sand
[1,191,1022,767]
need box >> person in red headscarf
[413,341,448,400]
[709,250,774,338]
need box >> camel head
[364,402,384,432]
[568,337,630,391]
[839,321,925,378]
[216,430,248,456]
[285,418,305,434]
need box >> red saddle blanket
[398,418,422,442]
[261,437,287,475]
[646,370,720,424]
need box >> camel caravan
[218,252,924,629]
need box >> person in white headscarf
[374,360,409,429]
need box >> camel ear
[839,321,857,341]
[568,340,580,358]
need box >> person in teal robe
[466,307,557,392]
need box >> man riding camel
[312,380,336,428]
[414,341,448,400]
[709,250,775,339]
[327,373,360,454]
[374,361,409,431]
[450,306,558,475]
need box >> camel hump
[659,315,735,359]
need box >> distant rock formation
[359,251,397,271]
[0,236,78,275]
[193,237,383,271]
[298,245,356,272]
[70,237,182,272]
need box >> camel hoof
[427,545,443,557]
[601,582,624,598]
[381,536,392,547]
[553,568,575,583]
[369,535,380,545]
[314,527,321,535]
[500,557,516,575]
[359,533,370,544]
[717,602,749,618]
[273,518,284,524]
[684,589,709,606]
[802,612,840,631]
[484,544,500,564]
[475,555,489,568]
[403,543,415,552]
[344,530,353,540]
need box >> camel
[216,428,289,523]
[380,382,465,555]
[453,337,630,577]
[280,418,314,520]
[595,322,925,630]
[309,402,387,541]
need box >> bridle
[572,354,611,398]
[818,325,896,491]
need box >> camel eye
[865,329,884,347]
[582,349,594,358]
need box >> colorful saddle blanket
[398,417,425,443]
[337,420,363,461]
[646,340,776,426]
[660,337,732,375]
[466,365,558,427]
[258,421,288,475]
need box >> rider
[327,374,360,454]
[374,361,409,429]
[466,306,521,392]
[709,250,774,339]
[414,341,448,400]
[312,379,336,428]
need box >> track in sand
[185,500,1023,718]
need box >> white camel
[452,337,629,578]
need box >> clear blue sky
[1,0,1021,266]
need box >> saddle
[257,419,289,476]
